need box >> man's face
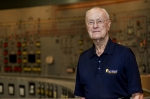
[86,9,111,40]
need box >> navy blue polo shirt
[74,38,143,99]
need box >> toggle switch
[19,85,25,97]
[8,84,14,95]
[0,83,4,94]
[29,82,35,95]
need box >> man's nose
[93,22,99,28]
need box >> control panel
[0,76,75,98]
[0,0,150,77]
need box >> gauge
[46,55,54,64]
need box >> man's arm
[132,93,143,99]
[124,49,143,98]
[81,97,85,99]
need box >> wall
[0,0,150,78]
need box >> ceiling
[0,0,141,10]
[0,0,92,10]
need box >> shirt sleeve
[124,49,143,95]
[74,57,85,97]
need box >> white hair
[85,7,110,20]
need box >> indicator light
[14,67,21,72]
[4,67,12,72]
[22,59,27,63]
[22,51,27,55]
[14,67,18,71]
[17,42,21,47]
[23,67,27,71]
[4,51,8,55]
[27,67,31,72]
[37,68,41,72]
[4,43,8,47]
[36,41,41,47]
[8,67,12,71]
[78,40,83,45]
[36,50,41,54]
[17,67,21,72]
[4,59,8,64]
[22,42,26,47]
[37,89,40,94]
[79,49,83,54]
[32,67,37,72]
[17,50,21,55]
[18,59,21,63]
[36,59,41,63]
[4,67,7,72]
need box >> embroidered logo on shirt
[106,69,118,74]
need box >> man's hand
[132,93,143,99]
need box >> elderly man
[74,7,143,99]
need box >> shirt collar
[89,38,115,57]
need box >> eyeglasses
[86,19,109,26]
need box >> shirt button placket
[98,60,101,70]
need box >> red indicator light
[17,42,21,47]
[4,67,12,72]
[18,59,21,63]
[17,51,21,55]
[17,67,21,71]
[8,67,12,71]
[4,59,8,64]
[4,67,8,72]
[4,43,8,47]
[14,67,17,71]
[14,67,21,72]
[4,51,8,55]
